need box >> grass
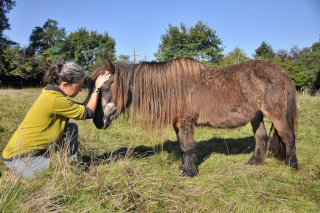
[0,88,319,212]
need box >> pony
[83,57,298,177]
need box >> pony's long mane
[131,57,207,129]
[112,63,134,113]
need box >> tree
[0,0,16,51]
[288,45,302,61]
[276,45,302,62]
[276,49,289,62]
[204,47,250,68]
[223,47,250,66]
[273,42,320,89]
[28,19,67,56]
[116,54,131,64]
[46,41,68,61]
[65,28,116,74]
[311,41,320,52]
[154,21,224,62]
[296,41,320,89]
[1,46,52,80]
[253,41,275,61]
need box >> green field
[0,89,319,212]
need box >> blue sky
[3,0,320,62]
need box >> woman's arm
[86,72,111,115]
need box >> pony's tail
[270,128,285,160]
[270,70,298,160]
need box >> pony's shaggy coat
[86,57,298,177]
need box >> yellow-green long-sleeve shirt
[3,85,87,160]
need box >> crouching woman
[2,59,110,180]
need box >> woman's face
[64,78,85,98]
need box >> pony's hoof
[178,166,198,177]
[246,159,256,165]
[180,173,191,178]
[246,156,262,165]
[286,156,298,170]
[179,171,196,178]
[178,165,184,174]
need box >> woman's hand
[87,71,111,115]
[95,71,111,88]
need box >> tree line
[1,18,116,83]
[156,22,320,90]
[1,1,319,90]
[207,41,320,90]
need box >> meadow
[0,88,319,212]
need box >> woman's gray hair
[43,60,86,85]
[59,62,86,85]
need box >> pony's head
[87,58,133,129]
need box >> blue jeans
[4,123,79,180]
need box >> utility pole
[143,54,151,61]
[134,46,135,64]
[132,47,150,63]
[133,46,140,64]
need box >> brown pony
[83,57,298,177]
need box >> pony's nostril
[103,118,107,124]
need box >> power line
[141,54,151,62]
[130,47,151,63]
[119,47,152,63]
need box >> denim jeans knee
[56,123,79,155]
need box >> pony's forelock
[87,66,106,90]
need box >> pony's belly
[196,108,257,129]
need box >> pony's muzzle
[102,103,118,129]
[102,116,110,129]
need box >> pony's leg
[247,111,267,165]
[173,118,198,177]
[271,119,298,170]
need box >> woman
[2,59,110,180]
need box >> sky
[3,0,320,62]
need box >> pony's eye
[102,88,110,93]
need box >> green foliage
[253,41,275,61]
[116,54,131,64]
[226,47,250,64]
[272,57,314,89]
[311,41,320,52]
[1,46,52,79]
[154,21,224,62]
[65,28,116,75]
[0,18,60,80]
[296,42,320,89]
[204,47,251,68]
[0,0,17,57]
[46,42,68,61]
[221,47,251,67]
[0,0,16,46]
[288,63,315,88]
[28,19,67,56]
[0,0,16,33]
[273,42,320,89]
[25,20,117,77]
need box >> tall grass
[0,88,319,212]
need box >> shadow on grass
[79,136,256,168]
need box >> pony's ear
[101,58,115,74]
